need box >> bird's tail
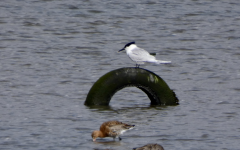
[155,60,171,64]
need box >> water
[0,0,240,149]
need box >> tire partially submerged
[84,67,179,106]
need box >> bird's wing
[100,121,122,137]
[130,47,156,62]
[108,125,123,135]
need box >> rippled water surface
[1,0,240,150]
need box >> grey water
[0,0,240,150]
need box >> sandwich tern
[118,42,171,67]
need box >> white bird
[118,42,171,68]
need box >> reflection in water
[92,141,122,150]
[94,140,122,145]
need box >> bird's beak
[118,48,125,52]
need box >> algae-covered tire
[84,67,179,106]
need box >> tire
[84,67,179,106]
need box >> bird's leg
[119,137,122,141]
[135,64,140,68]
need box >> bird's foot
[135,64,140,68]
